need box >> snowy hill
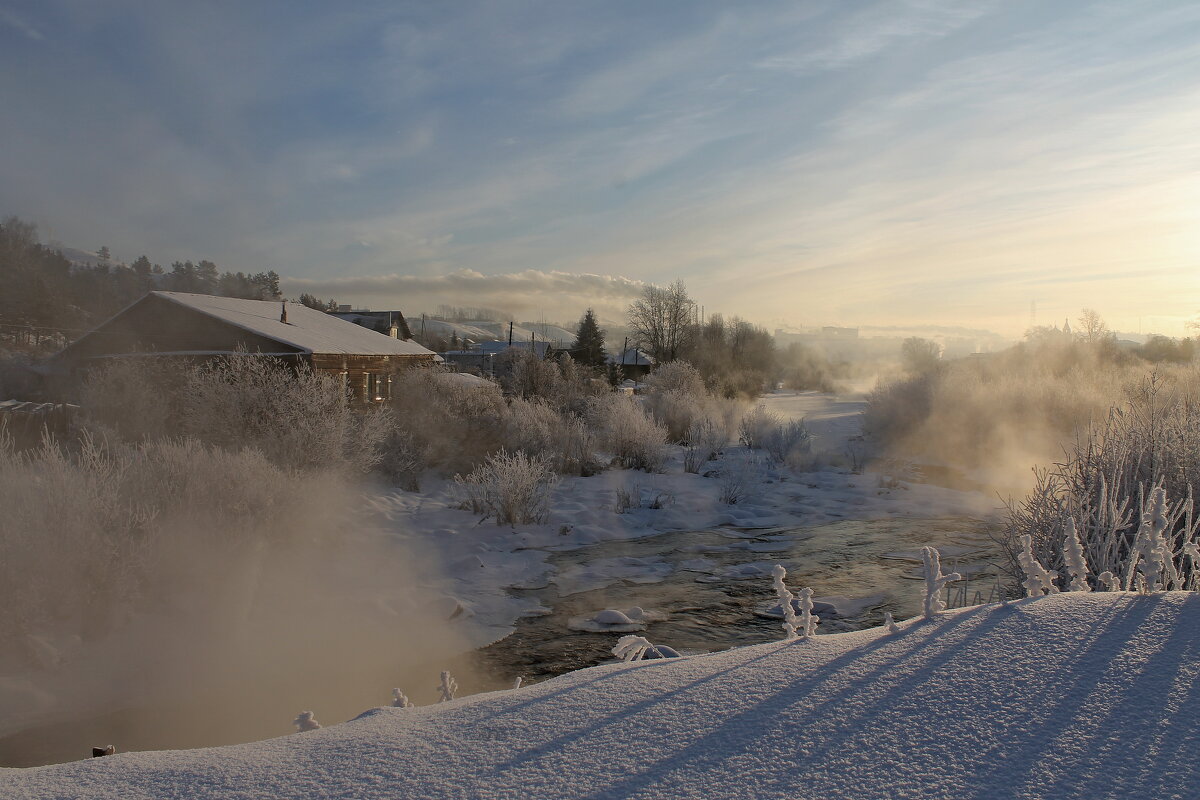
[4,592,1198,799]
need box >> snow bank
[6,592,1199,799]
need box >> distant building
[49,291,440,403]
[607,347,655,381]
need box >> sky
[2,0,1198,338]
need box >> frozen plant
[719,452,759,505]
[797,587,819,638]
[293,711,321,732]
[1016,535,1058,597]
[392,689,414,708]
[1062,517,1091,592]
[453,449,558,525]
[438,671,458,702]
[1128,487,1170,593]
[922,546,963,617]
[1097,571,1121,592]
[512,677,523,690]
[612,635,666,662]
[771,564,801,639]
[884,611,900,633]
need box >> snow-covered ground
[373,390,997,648]
[7,592,1197,799]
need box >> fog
[0,437,474,766]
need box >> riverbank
[7,592,1195,799]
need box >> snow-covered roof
[608,347,654,367]
[151,292,436,357]
[4,592,1195,798]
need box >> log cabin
[48,291,439,403]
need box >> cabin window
[365,372,382,401]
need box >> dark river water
[472,516,1004,686]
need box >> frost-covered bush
[642,361,706,397]
[771,565,801,639]
[392,689,415,708]
[178,354,391,472]
[388,367,507,475]
[584,395,667,472]
[641,361,741,444]
[454,449,558,525]
[1062,518,1091,592]
[796,587,819,638]
[738,405,811,468]
[498,348,563,401]
[502,398,598,476]
[921,546,962,617]
[1016,535,1058,598]
[738,405,780,450]
[1002,375,1200,593]
[719,452,760,505]
[293,711,321,732]
[613,483,672,513]
[0,435,355,648]
[612,635,670,662]
[1127,487,1170,593]
[78,358,177,442]
[764,419,812,468]
[438,671,458,702]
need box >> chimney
[280,301,288,324]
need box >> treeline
[0,216,280,351]
[624,280,844,397]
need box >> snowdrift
[4,592,1199,799]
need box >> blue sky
[2,1,1198,336]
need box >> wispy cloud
[0,7,44,41]
[284,269,646,318]
[3,1,1199,336]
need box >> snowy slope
[5,592,1198,799]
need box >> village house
[48,291,439,403]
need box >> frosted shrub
[739,405,780,450]
[797,587,819,638]
[922,546,962,618]
[642,361,706,397]
[612,635,666,662]
[1016,535,1059,597]
[438,671,458,702]
[642,361,742,445]
[771,565,801,639]
[1003,374,1200,591]
[392,689,414,708]
[719,452,760,505]
[884,611,900,633]
[178,354,391,472]
[584,395,667,472]
[502,398,598,476]
[0,435,350,648]
[1062,518,1091,591]
[454,450,558,525]
[1126,487,1170,593]
[764,419,812,469]
[293,711,321,732]
[499,348,563,401]
[388,367,507,475]
[377,427,426,491]
[79,359,176,442]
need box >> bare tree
[1077,308,1110,342]
[627,280,695,362]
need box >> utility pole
[508,320,514,347]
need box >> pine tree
[570,308,607,370]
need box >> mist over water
[0,439,472,767]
